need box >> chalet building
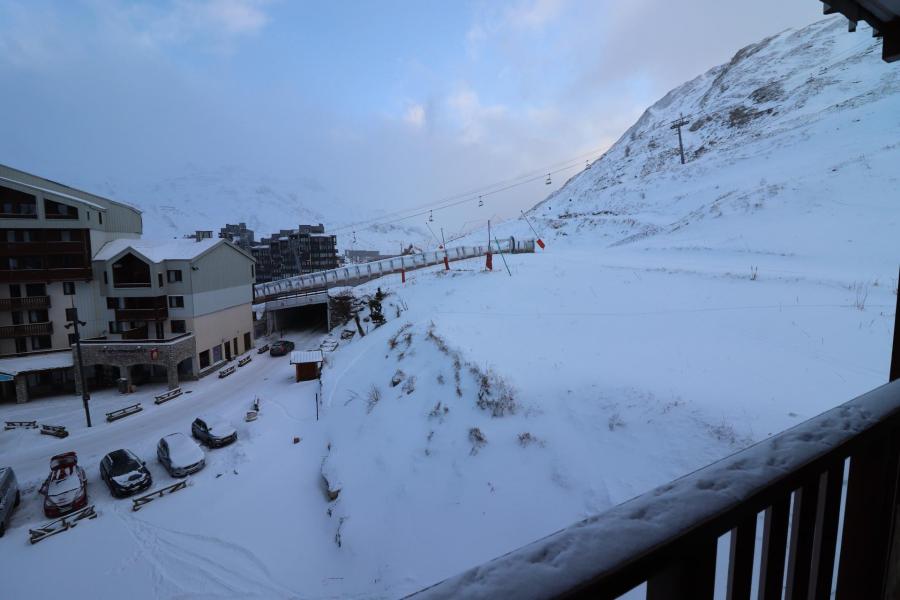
[250,223,338,283]
[0,164,255,404]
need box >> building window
[158,273,164,287]
[63,281,75,295]
[167,269,183,283]
[29,309,49,323]
[170,320,186,334]
[168,295,184,308]
[251,265,255,278]
[30,335,51,350]
[44,198,78,220]
[11,311,23,325]
[106,297,118,309]
[99,212,103,224]
[67,333,77,345]
[9,284,21,297]
[244,332,252,353]
[14,338,27,353]
[64,307,77,322]
[103,271,108,284]
[108,321,124,334]
[212,344,223,363]
[199,350,210,369]
[112,253,151,288]
[25,283,46,297]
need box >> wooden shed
[290,350,323,382]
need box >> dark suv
[191,416,238,448]
[269,340,295,356]
[100,449,153,498]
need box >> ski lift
[428,210,434,223]
[478,196,484,207]
[545,173,552,185]
[352,231,357,243]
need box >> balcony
[0,241,85,256]
[115,307,169,322]
[0,296,50,311]
[0,267,92,283]
[0,322,53,338]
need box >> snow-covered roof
[0,351,72,376]
[290,350,323,364]
[93,238,222,262]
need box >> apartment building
[219,223,255,250]
[0,164,256,404]
[250,223,338,283]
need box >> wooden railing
[0,241,85,255]
[0,267,92,282]
[412,275,900,600]
[0,322,53,338]
[0,296,50,310]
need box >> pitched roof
[93,238,222,262]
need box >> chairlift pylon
[545,173,552,185]
[585,160,591,170]
[478,196,484,207]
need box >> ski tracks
[114,505,300,599]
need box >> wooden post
[891,266,900,383]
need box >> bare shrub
[469,427,487,455]
[401,375,417,395]
[749,265,758,281]
[366,385,381,413]
[471,365,517,417]
[517,432,544,447]
[436,373,445,385]
[428,401,449,420]
[608,413,625,431]
[388,323,413,351]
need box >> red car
[39,452,88,518]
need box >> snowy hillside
[486,17,899,282]
[89,165,429,254]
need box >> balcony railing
[0,267,92,282]
[0,322,53,338]
[0,296,50,311]
[0,241,85,255]
[115,307,169,322]
[412,276,900,600]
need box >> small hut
[290,350,324,382]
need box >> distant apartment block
[250,223,338,283]
[0,164,256,404]
[344,249,385,264]
[219,223,255,250]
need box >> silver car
[0,467,20,537]
[157,433,206,478]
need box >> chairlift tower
[670,114,690,165]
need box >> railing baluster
[646,538,716,600]
[809,462,844,600]
[786,480,820,599]
[835,435,900,599]
[758,497,790,600]
[726,514,757,600]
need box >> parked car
[157,433,205,477]
[191,416,237,448]
[269,340,295,357]
[0,466,20,537]
[39,452,88,518]
[99,449,153,498]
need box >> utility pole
[65,306,92,428]
[670,113,690,164]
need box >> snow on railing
[254,237,535,300]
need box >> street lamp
[65,307,92,428]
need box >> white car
[156,433,205,477]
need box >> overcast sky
[0,0,826,237]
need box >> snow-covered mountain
[486,17,898,282]
[91,165,429,254]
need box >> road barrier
[106,404,142,422]
[29,505,97,544]
[132,480,188,512]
